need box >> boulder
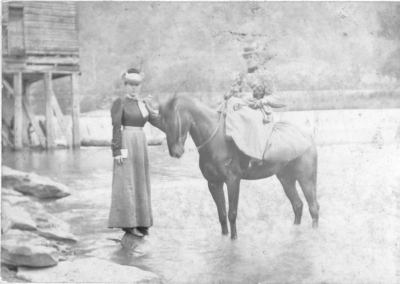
[121,233,156,256]
[1,230,59,267]
[1,209,13,235]
[1,203,37,231]
[2,195,32,206]
[17,257,161,283]
[2,187,24,196]
[22,203,78,243]
[1,166,71,199]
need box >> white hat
[121,68,145,84]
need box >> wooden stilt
[2,78,14,98]
[22,82,30,146]
[13,72,23,150]
[71,73,81,148]
[22,97,46,148]
[52,91,72,147]
[44,73,55,149]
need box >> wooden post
[52,92,72,147]
[71,73,81,148]
[44,73,55,149]
[13,72,23,150]
[22,82,30,146]
[22,97,47,149]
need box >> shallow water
[2,143,400,284]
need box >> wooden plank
[25,39,79,48]
[25,1,75,6]
[22,97,46,148]
[25,45,79,53]
[25,44,79,50]
[25,37,79,44]
[24,21,77,30]
[25,28,79,39]
[7,2,24,8]
[13,72,23,150]
[24,7,76,17]
[25,40,79,48]
[44,73,55,149]
[24,14,76,23]
[2,26,9,56]
[2,7,9,23]
[26,56,80,65]
[25,26,78,34]
[8,7,25,56]
[24,2,76,11]
[24,2,76,8]
[4,64,80,73]
[52,92,72,147]
[25,46,79,52]
[26,50,79,56]
[71,73,81,148]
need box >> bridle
[174,101,226,151]
[196,108,225,151]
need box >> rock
[1,230,59,267]
[17,257,161,283]
[1,203,37,231]
[1,209,13,235]
[21,204,78,243]
[1,265,28,283]
[36,229,78,243]
[2,187,24,196]
[121,233,156,256]
[35,212,78,243]
[2,195,32,206]
[1,166,71,199]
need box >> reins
[174,100,226,151]
[196,101,226,151]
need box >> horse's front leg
[226,176,241,239]
[208,181,229,235]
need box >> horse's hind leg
[294,146,319,228]
[277,169,304,225]
[208,181,229,235]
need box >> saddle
[223,97,313,163]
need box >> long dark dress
[108,96,162,229]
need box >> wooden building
[2,1,81,150]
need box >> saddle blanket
[224,97,313,162]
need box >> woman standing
[108,68,162,237]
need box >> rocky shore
[1,165,160,283]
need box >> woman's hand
[144,95,160,117]
[114,155,124,165]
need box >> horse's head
[160,95,191,158]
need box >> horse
[158,94,319,239]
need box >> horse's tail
[313,145,318,197]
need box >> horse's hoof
[230,235,238,239]
[312,222,318,228]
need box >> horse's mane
[163,93,215,114]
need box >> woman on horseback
[224,43,279,123]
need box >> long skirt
[108,126,153,228]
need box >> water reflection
[2,144,399,284]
